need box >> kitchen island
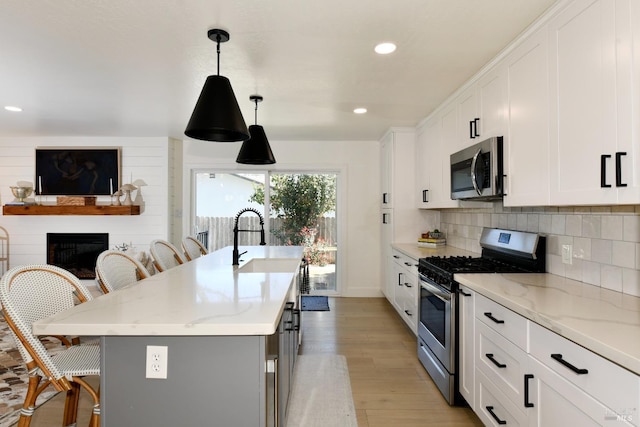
[33,245,304,427]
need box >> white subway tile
[546,254,565,276]
[612,240,636,268]
[623,215,640,243]
[508,214,518,230]
[565,214,582,236]
[573,237,591,261]
[527,214,539,232]
[601,265,623,292]
[581,261,600,286]
[551,215,566,235]
[601,215,623,240]
[591,239,612,264]
[565,258,582,281]
[539,215,551,234]
[581,215,600,238]
[517,214,528,231]
[622,268,640,297]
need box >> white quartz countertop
[456,273,640,375]
[32,246,304,337]
[392,243,476,260]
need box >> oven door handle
[420,280,451,303]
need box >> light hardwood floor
[23,297,482,426]
[300,297,482,427]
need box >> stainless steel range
[417,228,546,405]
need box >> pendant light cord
[216,34,221,76]
[254,99,258,125]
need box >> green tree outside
[249,174,336,247]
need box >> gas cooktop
[418,228,546,289]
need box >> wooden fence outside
[195,216,337,253]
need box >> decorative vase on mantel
[120,184,137,206]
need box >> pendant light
[185,29,250,142]
[236,95,276,164]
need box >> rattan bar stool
[150,239,186,272]
[95,250,150,293]
[0,264,100,427]
[181,236,209,261]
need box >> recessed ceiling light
[374,42,396,55]
[4,106,22,112]
[353,108,367,114]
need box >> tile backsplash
[439,203,640,297]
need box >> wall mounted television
[35,147,121,196]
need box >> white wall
[0,137,171,267]
[182,138,382,297]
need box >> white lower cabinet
[468,293,639,426]
[387,249,418,334]
[457,285,475,409]
[476,369,527,426]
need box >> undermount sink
[237,258,300,273]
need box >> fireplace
[47,233,108,279]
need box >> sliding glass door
[193,170,339,295]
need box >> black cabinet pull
[393,255,400,259]
[616,152,627,187]
[404,282,412,288]
[550,354,588,375]
[293,309,301,331]
[524,374,534,408]
[397,273,403,286]
[486,353,506,368]
[422,189,429,203]
[474,118,480,137]
[382,213,389,224]
[484,312,505,324]
[458,289,471,297]
[470,121,475,139]
[404,309,412,317]
[601,154,612,187]
[382,192,388,204]
[486,406,507,425]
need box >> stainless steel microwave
[450,136,504,200]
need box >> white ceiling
[0,0,557,142]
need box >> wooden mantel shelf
[2,204,141,215]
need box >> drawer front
[391,249,417,271]
[530,322,640,419]
[476,320,528,408]
[476,369,526,426]
[475,293,528,350]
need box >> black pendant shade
[236,125,276,164]
[184,29,249,142]
[236,95,276,164]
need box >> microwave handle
[470,148,482,196]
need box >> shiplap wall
[0,137,171,268]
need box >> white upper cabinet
[415,112,458,209]
[456,67,507,150]
[380,132,393,207]
[503,27,551,206]
[549,0,639,205]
